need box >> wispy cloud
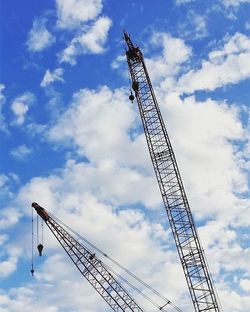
[176,0,195,4]
[245,21,250,30]
[41,68,65,88]
[11,92,35,125]
[26,18,55,52]
[0,239,21,279]
[178,11,208,40]
[0,208,21,230]
[10,145,33,161]
[0,83,7,132]
[0,174,9,188]
[59,16,112,65]
[221,0,250,7]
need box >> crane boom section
[32,203,144,312]
[124,33,220,312]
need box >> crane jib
[124,31,221,312]
[32,202,144,312]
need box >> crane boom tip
[31,202,50,221]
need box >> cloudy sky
[1,0,250,311]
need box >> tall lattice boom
[124,32,220,312]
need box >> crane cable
[30,207,35,276]
[50,212,183,312]
[103,261,170,312]
[37,213,39,246]
[42,219,44,245]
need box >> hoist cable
[37,214,39,246]
[102,261,168,312]
[31,207,34,276]
[42,220,44,245]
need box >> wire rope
[31,207,34,276]
[36,214,39,246]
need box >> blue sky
[1,0,250,311]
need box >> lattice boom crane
[124,32,221,312]
[32,202,144,312]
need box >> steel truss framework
[32,203,143,312]
[124,33,220,312]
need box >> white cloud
[0,235,8,246]
[12,101,28,124]
[111,55,126,69]
[151,32,192,70]
[10,145,33,161]
[0,255,18,279]
[26,123,48,136]
[48,86,160,208]
[245,22,250,30]
[27,18,55,52]
[160,93,247,220]
[58,43,78,65]
[0,83,7,132]
[240,279,250,292]
[0,175,9,188]
[0,174,19,199]
[178,11,208,40]
[59,16,112,65]
[56,0,103,29]
[11,93,35,125]
[0,208,21,229]
[40,68,65,88]
[77,16,112,53]
[177,32,250,93]
[221,0,250,7]
[176,0,195,4]
[143,32,191,89]
[0,84,5,104]
[48,87,144,165]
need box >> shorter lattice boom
[32,202,144,312]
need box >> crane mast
[32,202,144,312]
[124,32,220,312]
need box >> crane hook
[129,90,135,102]
[37,243,43,256]
[30,268,35,276]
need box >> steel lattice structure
[124,32,220,312]
[32,202,144,312]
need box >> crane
[32,202,144,312]
[124,32,221,312]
